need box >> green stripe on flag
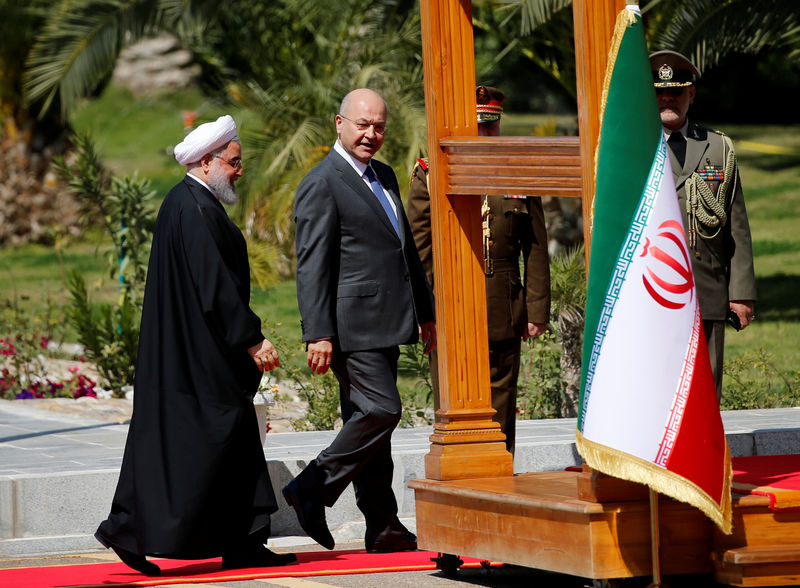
[579,14,663,427]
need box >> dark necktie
[668,131,686,168]
[364,165,400,236]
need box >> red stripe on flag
[659,320,726,503]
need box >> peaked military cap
[476,86,504,123]
[649,50,701,88]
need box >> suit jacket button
[405,274,410,281]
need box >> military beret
[476,86,504,123]
[649,50,701,88]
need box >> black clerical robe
[97,177,277,558]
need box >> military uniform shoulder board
[416,158,428,172]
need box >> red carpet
[732,454,800,511]
[0,549,500,588]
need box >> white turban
[174,115,238,165]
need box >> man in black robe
[95,115,296,575]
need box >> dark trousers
[295,347,402,539]
[704,319,725,401]
[489,337,522,455]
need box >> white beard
[207,165,238,205]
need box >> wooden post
[417,0,626,481]
[572,0,628,263]
[420,0,512,480]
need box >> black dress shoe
[366,529,417,553]
[94,531,161,576]
[282,479,335,550]
[222,545,298,569]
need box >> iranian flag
[576,4,732,533]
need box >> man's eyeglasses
[214,155,242,170]
[339,114,387,135]
[655,87,687,97]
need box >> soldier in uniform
[650,50,756,400]
[407,86,551,454]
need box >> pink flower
[0,339,14,356]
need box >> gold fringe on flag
[576,431,733,534]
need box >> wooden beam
[441,136,582,197]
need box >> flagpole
[646,489,669,588]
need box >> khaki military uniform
[669,121,756,397]
[407,159,551,453]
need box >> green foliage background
[2,0,800,418]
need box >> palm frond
[489,0,572,35]
[651,0,800,71]
[23,0,164,116]
[244,233,281,289]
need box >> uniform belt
[490,259,520,272]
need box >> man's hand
[730,300,755,330]
[420,321,437,354]
[308,339,333,375]
[248,339,280,372]
[523,322,547,341]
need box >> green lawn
[2,86,798,410]
[723,125,800,380]
[0,241,113,306]
[69,85,232,197]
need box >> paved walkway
[2,400,799,478]
[2,400,800,587]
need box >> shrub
[721,349,800,410]
[398,341,435,427]
[54,133,155,397]
[65,271,138,398]
[265,327,341,431]
[518,326,563,420]
[0,294,98,400]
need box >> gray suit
[293,148,434,539]
[670,121,756,396]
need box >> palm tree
[643,0,800,72]
[233,1,426,274]
[22,0,425,278]
[473,0,577,101]
[0,0,80,246]
[549,245,586,417]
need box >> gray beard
[207,166,238,205]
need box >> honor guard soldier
[407,86,551,455]
[650,50,756,400]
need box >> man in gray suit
[650,50,756,399]
[284,88,436,553]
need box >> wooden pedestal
[713,494,800,587]
[409,470,712,581]
[410,469,800,586]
